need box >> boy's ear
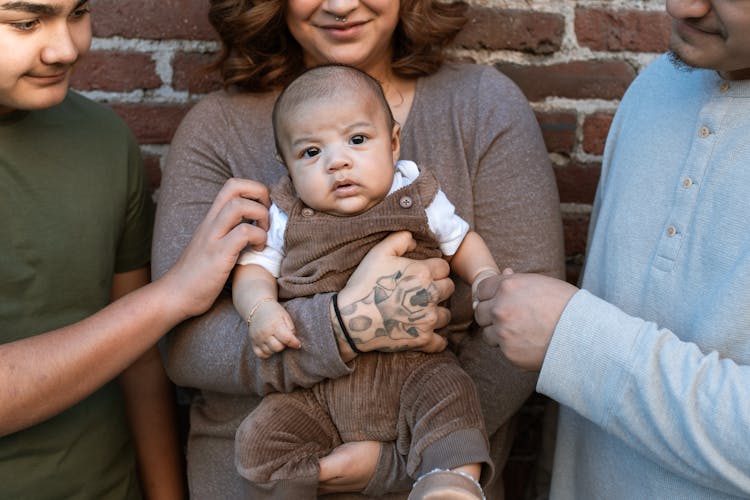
[391,123,401,162]
[274,151,284,164]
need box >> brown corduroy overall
[234,168,492,499]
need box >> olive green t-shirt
[0,92,153,499]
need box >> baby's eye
[350,135,367,145]
[302,147,320,158]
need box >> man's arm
[114,268,184,500]
[475,274,750,496]
[0,178,269,436]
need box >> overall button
[720,82,731,93]
[399,196,413,209]
[682,177,693,188]
[699,126,711,138]
[301,207,314,217]
[667,225,677,237]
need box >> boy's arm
[450,231,501,290]
[113,268,185,500]
[0,178,268,437]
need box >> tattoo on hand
[341,269,438,350]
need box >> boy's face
[667,0,750,80]
[277,89,400,217]
[0,0,91,115]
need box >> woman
[151,1,565,498]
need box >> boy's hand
[248,301,301,359]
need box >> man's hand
[474,269,578,371]
[318,441,381,494]
[336,232,454,355]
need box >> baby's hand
[247,300,301,359]
[472,268,501,310]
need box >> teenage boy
[0,1,270,498]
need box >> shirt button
[667,225,677,237]
[720,82,731,93]
[699,126,711,138]
[399,196,413,209]
[682,177,693,188]
[301,207,314,217]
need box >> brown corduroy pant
[234,350,492,499]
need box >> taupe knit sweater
[153,63,565,499]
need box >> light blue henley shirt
[538,55,750,498]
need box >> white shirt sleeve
[236,203,287,277]
[425,189,470,256]
[393,160,470,255]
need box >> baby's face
[277,91,399,216]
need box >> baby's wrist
[245,297,275,329]
[471,268,500,307]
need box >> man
[475,0,750,498]
[0,0,271,497]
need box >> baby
[232,64,499,499]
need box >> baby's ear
[391,123,401,162]
[274,151,284,164]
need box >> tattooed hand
[334,232,454,357]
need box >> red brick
[91,0,215,40]
[575,9,670,52]
[72,51,160,92]
[536,111,577,155]
[497,61,636,101]
[566,257,584,285]
[562,212,591,284]
[110,104,192,144]
[582,113,614,155]
[141,151,162,193]
[456,8,564,54]
[554,161,601,204]
[172,52,222,94]
[563,212,590,258]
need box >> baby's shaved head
[272,64,395,155]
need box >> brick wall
[78,0,671,284]
[76,0,670,495]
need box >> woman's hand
[161,178,270,320]
[336,231,454,355]
[318,441,381,495]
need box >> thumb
[369,231,416,258]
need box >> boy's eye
[350,135,366,145]
[71,6,91,19]
[302,147,320,158]
[10,19,40,31]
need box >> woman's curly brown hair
[208,0,467,92]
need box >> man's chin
[667,50,698,73]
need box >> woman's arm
[457,67,566,436]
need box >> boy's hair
[271,64,395,159]
[207,0,467,92]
